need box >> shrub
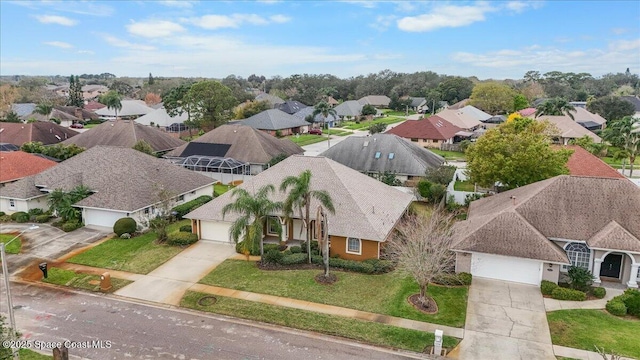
[263,243,280,253]
[282,249,292,256]
[179,225,192,233]
[167,232,198,246]
[279,253,307,265]
[551,287,586,301]
[622,289,640,317]
[0,211,4,217]
[300,240,319,255]
[35,214,50,223]
[567,266,594,292]
[263,249,284,265]
[362,258,395,274]
[236,240,260,256]
[326,257,375,274]
[62,221,81,232]
[10,211,28,221]
[172,196,213,219]
[591,287,606,299]
[113,217,137,237]
[120,233,131,239]
[541,280,559,296]
[28,208,44,216]
[289,246,302,254]
[0,215,10,222]
[458,272,472,285]
[606,300,627,316]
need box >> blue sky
[1,1,639,80]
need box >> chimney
[510,196,516,206]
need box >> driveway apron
[455,278,555,360]
[115,241,236,305]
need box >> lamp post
[1,224,39,360]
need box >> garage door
[200,221,232,242]
[83,209,128,228]
[471,253,543,285]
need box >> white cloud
[371,15,397,31]
[158,1,196,8]
[611,28,628,35]
[505,1,543,13]
[43,41,73,49]
[102,35,156,51]
[609,39,640,51]
[35,15,77,26]
[270,14,291,23]
[256,0,282,4]
[397,2,495,32]
[340,1,377,9]
[126,20,186,38]
[185,13,290,30]
[18,2,113,17]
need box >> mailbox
[38,262,48,279]
[100,272,112,292]
[433,329,443,355]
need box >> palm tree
[222,185,283,260]
[34,103,53,118]
[312,101,337,147]
[102,90,123,120]
[603,116,640,176]
[47,189,66,217]
[535,98,576,120]
[280,170,335,264]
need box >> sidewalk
[544,287,624,311]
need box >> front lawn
[67,220,189,274]
[0,233,22,254]
[548,309,640,359]
[454,181,475,192]
[340,117,405,130]
[181,291,460,353]
[288,134,327,146]
[199,259,468,327]
[42,267,131,292]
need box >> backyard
[454,181,476,192]
[198,259,468,327]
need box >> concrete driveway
[455,278,555,360]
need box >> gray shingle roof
[240,109,310,131]
[0,146,214,212]
[10,103,36,117]
[255,93,285,107]
[334,100,363,117]
[358,95,391,107]
[409,97,426,107]
[186,155,414,241]
[319,134,444,177]
[275,100,309,114]
[94,100,154,117]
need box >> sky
[1,1,639,80]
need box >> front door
[600,254,623,278]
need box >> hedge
[551,287,586,301]
[28,208,44,216]
[62,222,81,232]
[279,253,307,265]
[11,211,29,222]
[606,300,627,316]
[179,225,192,233]
[167,232,198,246]
[35,214,50,223]
[622,289,640,317]
[172,196,213,219]
[541,280,558,296]
[113,217,137,237]
[592,287,606,299]
[263,249,284,264]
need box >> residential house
[0,122,79,147]
[0,151,57,187]
[185,155,414,260]
[164,124,304,178]
[292,107,339,128]
[239,109,310,136]
[318,134,444,184]
[55,106,99,122]
[84,101,106,112]
[94,100,154,120]
[358,95,391,108]
[407,97,428,113]
[535,115,602,144]
[81,85,109,101]
[255,93,285,108]
[571,107,607,130]
[275,100,308,115]
[436,105,490,131]
[561,145,625,179]
[10,103,36,117]
[135,107,189,128]
[334,100,363,121]
[326,96,339,107]
[61,119,185,154]
[452,175,640,288]
[385,116,464,148]
[621,96,640,119]
[446,99,470,110]
[0,146,214,228]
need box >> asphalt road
[4,283,429,360]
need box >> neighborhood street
[5,282,428,360]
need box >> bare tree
[385,209,456,307]
[595,345,621,360]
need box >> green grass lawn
[181,291,459,353]
[214,184,234,196]
[83,123,100,129]
[341,117,405,131]
[67,220,189,274]
[42,267,132,292]
[0,233,22,254]
[430,149,466,161]
[548,309,640,359]
[199,259,468,327]
[19,349,51,359]
[454,181,475,192]
[384,110,416,117]
[326,128,352,136]
[288,134,327,146]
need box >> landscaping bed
[42,267,131,293]
[547,309,640,359]
[181,291,460,353]
[199,259,468,327]
[67,220,190,274]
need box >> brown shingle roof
[587,221,640,253]
[0,122,79,146]
[0,151,57,183]
[186,155,414,241]
[385,116,462,141]
[560,145,625,179]
[61,120,185,153]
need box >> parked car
[308,128,322,135]
[70,122,84,129]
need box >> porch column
[627,264,639,288]
[592,258,603,284]
[279,217,287,243]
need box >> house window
[178,195,185,202]
[433,139,439,143]
[267,218,279,236]
[410,138,418,142]
[9,199,16,209]
[346,237,361,255]
[388,153,395,160]
[144,207,149,215]
[563,242,590,271]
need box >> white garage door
[200,221,232,242]
[471,253,543,285]
[84,209,127,228]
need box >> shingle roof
[452,176,640,262]
[84,101,106,111]
[358,95,391,107]
[0,146,214,212]
[334,100,363,117]
[10,103,36,117]
[0,122,79,146]
[61,120,185,153]
[560,145,625,179]
[240,109,309,131]
[95,100,154,117]
[319,134,444,177]
[165,124,303,164]
[55,106,99,120]
[186,155,414,241]
[587,221,640,253]
[292,107,339,123]
[409,97,426,107]
[535,115,602,143]
[0,151,57,183]
[135,107,188,127]
[572,107,606,125]
[385,116,463,140]
[436,106,488,129]
[275,100,308,115]
[255,93,285,107]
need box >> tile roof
[452,176,640,261]
[0,122,79,146]
[165,124,303,164]
[560,145,625,179]
[61,120,185,153]
[0,151,57,183]
[319,134,444,177]
[240,109,310,131]
[0,146,215,212]
[186,155,414,241]
[385,116,463,140]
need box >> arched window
[564,242,590,270]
